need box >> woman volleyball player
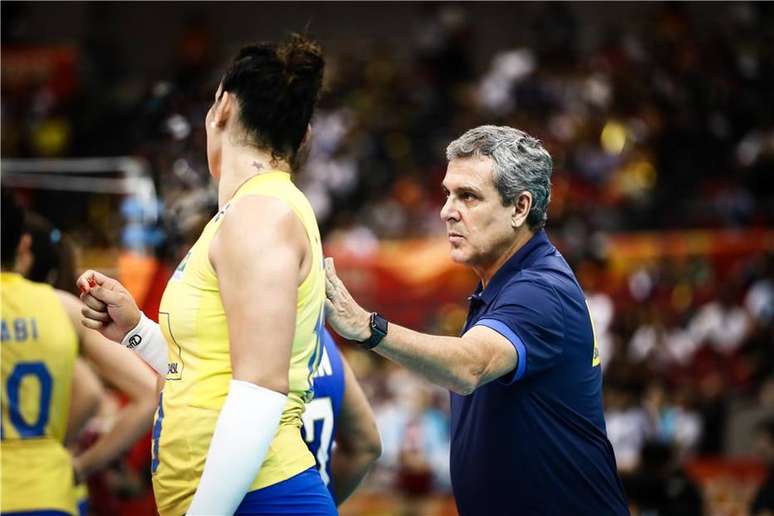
[78,35,336,515]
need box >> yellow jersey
[73,482,89,515]
[1,272,79,515]
[153,172,325,515]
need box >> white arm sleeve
[186,379,287,515]
[120,312,168,376]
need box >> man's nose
[440,197,458,222]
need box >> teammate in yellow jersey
[78,35,338,515]
[1,191,159,516]
[22,210,162,515]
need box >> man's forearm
[372,324,481,395]
[324,258,493,394]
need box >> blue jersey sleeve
[472,278,565,385]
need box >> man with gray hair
[325,125,628,515]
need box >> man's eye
[463,193,476,201]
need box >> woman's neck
[217,145,291,208]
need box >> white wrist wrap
[120,312,168,376]
[187,380,287,515]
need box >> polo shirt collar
[470,230,554,305]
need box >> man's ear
[511,192,532,229]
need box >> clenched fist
[76,270,141,343]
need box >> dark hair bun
[221,34,325,168]
[279,34,324,92]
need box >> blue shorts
[235,467,337,515]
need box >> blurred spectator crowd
[3,3,773,245]
[3,2,773,511]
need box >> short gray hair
[446,125,553,230]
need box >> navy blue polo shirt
[450,230,628,516]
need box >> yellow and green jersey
[152,172,326,515]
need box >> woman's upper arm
[337,355,381,454]
[210,195,307,392]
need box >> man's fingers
[324,299,335,317]
[81,306,111,322]
[324,258,339,286]
[324,257,347,294]
[324,272,338,297]
[324,272,336,296]
[324,257,336,275]
[81,318,104,331]
[81,293,107,312]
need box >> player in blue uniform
[302,330,345,491]
[302,329,381,505]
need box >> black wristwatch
[358,312,388,350]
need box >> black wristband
[359,312,388,350]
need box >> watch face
[372,313,388,335]
[361,313,388,349]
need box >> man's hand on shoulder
[75,270,141,343]
[324,258,371,342]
